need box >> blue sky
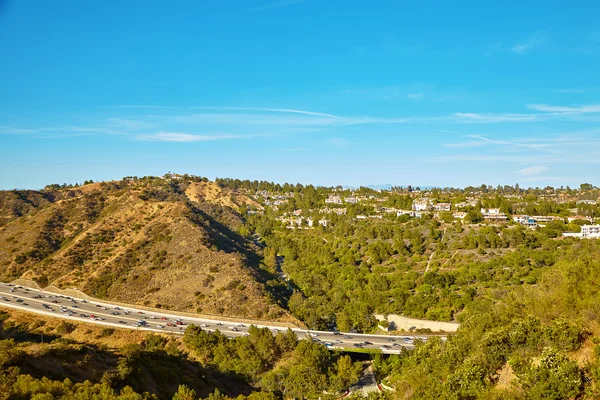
[1,0,600,189]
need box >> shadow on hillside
[186,202,295,308]
[4,339,254,400]
[0,319,60,343]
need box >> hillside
[0,177,297,325]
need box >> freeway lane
[0,282,429,353]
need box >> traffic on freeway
[0,282,432,353]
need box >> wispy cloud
[527,103,600,113]
[554,89,584,94]
[191,106,346,120]
[442,140,488,148]
[517,165,549,176]
[108,118,157,130]
[0,126,57,134]
[135,132,246,142]
[511,33,546,54]
[455,112,538,123]
[468,135,564,155]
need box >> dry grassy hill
[0,177,297,324]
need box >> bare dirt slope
[0,177,297,325]
[185,181,262,210]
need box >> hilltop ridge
[0,176,297,325]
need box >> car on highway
[380,345,391,350]
[230,327,239,331]
[200,324,209,327]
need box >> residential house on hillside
[452,212,467,220]
[433,203,451,212]
[577,199,598,205]
[531,215,563,223]
[320,207,347,215]
[513,215,537,229]
[564,224,600,238]
[325,195,343,204]
[412,199,431,211]
[481,208,508,222]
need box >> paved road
[351,364,380,396]
[0,282,430,353]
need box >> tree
[329,355,361,392]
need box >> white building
[453,212,467,220]
[481,208,508,222]
[325,195,343,204]
[564,225,600,239]
[582,225,600,237]
[412,200,431,211]
[577,199,598,205]
[513,215,537,229]
[433,203,451,212]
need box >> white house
[433,203,451,212]
[582,225,600,237]
[325,195,343,204]
[413,200,431,211]
[481,208,507,222]
[452,212,467,220]
[577,199,598,205]
[564,225,600,239]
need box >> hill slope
[0,177,296,324]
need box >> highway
[0,282,431,353]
